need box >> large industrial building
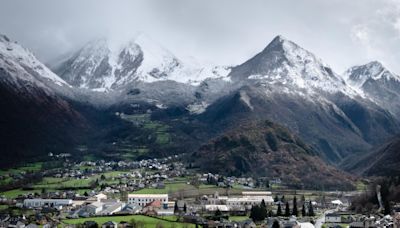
[127,194,168,207]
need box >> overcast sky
[1,0,400,73]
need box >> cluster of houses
[325,210,400,228]
[1,189,399,228]
[21,192,177,218]
[2,155,400,227]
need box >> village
[0,154,399,228]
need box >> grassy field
[33,171,129,190]
[121,113,171,146]
[0,170,132,199]
[229,216,249,222]
[61,215,195,227]
[0,162,43,176]
[0,188,42,198]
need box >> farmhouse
[127,194,168,207]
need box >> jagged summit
[229,35,350,95]
[53,34,231,91]
[343,61,400,115]
[344,61,400,87]
[262,35,287,49]
[53,34,179,90]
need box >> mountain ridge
[1,33,400,176]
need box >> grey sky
[1,0,399,73]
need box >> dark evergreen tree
[281,195,285,203]
[292,196,298,216]
[250,206,256,221]
[261,199,266,208]
[277,203,282,216]
[285,202,290,217]
[174,201,179,214]
[183,203,187,213]
[250,205,267,222]
[308,201,315,216]
[301,203,306,217]
[274,195,279,202]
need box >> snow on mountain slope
[343,61,400,116]
[343,61,400,88]
[54,34,230,91]
[0,34,70,89]
[229,35,358,96]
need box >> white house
[23,199,72,208]
[127,194,168,206]
[87,193,107,202]
[95,193,107,202]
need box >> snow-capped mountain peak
[343,61,400,116]
[0,34,70,88]
[343,61,400,88]
[229,35,352,95]
[53,34,231,91]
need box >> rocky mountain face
[198,36,399,163]
[344,135,400,177]
[343,61,400,116]
[194,120,355,190]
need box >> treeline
[250,196,315,222]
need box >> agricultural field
[120,113,171,146]
[229,216,250,222]
[0,189,42,198]
[0,162,43,175]
[61,215,195,227]
[33,171,130,189]
[0,170,132,199]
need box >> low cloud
[1,0,399,73]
